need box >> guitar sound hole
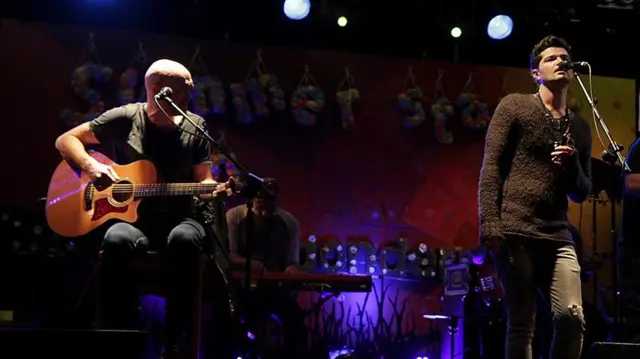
[110,180,134,204]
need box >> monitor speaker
[0,328,147,359]
[584,341,640,358]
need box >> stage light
[337,16,348,27]
[487,15,513,40]
[283,0,311,20]
[450,27,462,38]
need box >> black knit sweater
[478,93,592,242]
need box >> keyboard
[231,272,373,293]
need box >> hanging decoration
[429,70,454,144]
[117,41,147,105]
[244,49,269,117]
[209,80,227,115]
[245,49,286,115]
[291,65,325,126]
[188,45,227,117]
[397,65,425,128]
[265,74,286,111]
[59,33,113,130]
[230,82,252,124]
[457,72,491,131]
[335,66,360,130]
[245,79,269,117]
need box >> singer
[54,59,228,359]
[478,35,592,359]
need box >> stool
[95,251,214,359]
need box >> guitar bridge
[84,183,94,211]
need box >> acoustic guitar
[45,151,231,238]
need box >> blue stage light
[283,0,311,20]
[487,15,513,40]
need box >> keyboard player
[227,178,300,274]
[225,178,307,359]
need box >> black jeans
[493,236,585,359]
[100,217,205,348]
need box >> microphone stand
[574,71,630,338]
[159,95,273,357]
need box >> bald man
[55,59,218,358]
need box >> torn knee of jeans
[568,304,583,316]
[553,304,585,327]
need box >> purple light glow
[328,348,354,359]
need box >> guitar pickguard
[91,198,128,221]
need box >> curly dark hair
[529,35,572,70]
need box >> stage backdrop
[0,18,636,358]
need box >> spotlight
[450,27,462,38]
[337,16,348,27]
[487,15,513,40]
[283,0,311,20]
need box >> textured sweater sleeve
[478,95,518,240]
[567,120,592,203]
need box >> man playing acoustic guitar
[54,59,228,359]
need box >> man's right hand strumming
[54,120,120,183]
[84,160,120,183]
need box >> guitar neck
[113,183,220,198]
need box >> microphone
[558,61,589,71]
[154,86,173,100]
[601,143,624,165]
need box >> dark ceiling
[5,0,640,78]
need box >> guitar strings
[102,183,225,193]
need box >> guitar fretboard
[111,183,220,198]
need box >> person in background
[226,178,306,358]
